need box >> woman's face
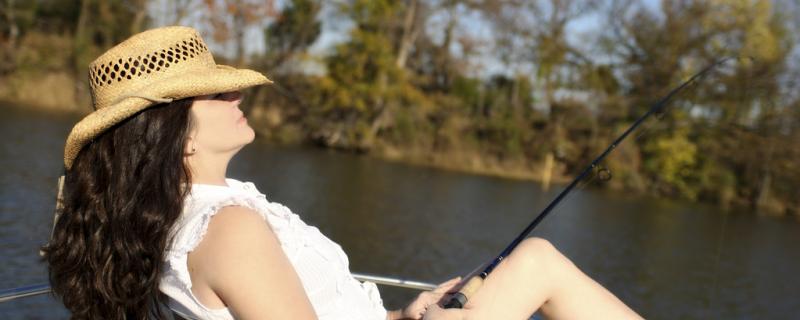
[188,91,255,155]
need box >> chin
[243,127,256,144]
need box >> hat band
[108,94,174,108]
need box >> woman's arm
[188,206,318,319]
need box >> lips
[235,109,246,123]
[237,114,247,123]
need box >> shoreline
[374,145,571,186]
[0,97,560,185]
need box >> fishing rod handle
[443,275,484,309]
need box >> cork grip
[459,276,483,297]
[443,275,484,309]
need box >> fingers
[437,276,462,287]
[407,276,463,319]
[434,276,462,294]
[405,291,438,319]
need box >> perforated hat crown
[63,26,271,169]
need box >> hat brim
[64,65,271,169]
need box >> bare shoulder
[204,206,273,244]
[192,205,277,272]
[189,205,317,319]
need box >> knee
[518,237,556,256]
[511,237,560,270]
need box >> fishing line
[706,55,766,315]
[706,59,749,314]
[707,208,729,316]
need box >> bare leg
[460,238,641,320]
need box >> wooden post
[541,152,554,191]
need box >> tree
[262,0,321,71]
[310,0,428,150]
[202,0,277,65]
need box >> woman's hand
[421,303,467,320]
[397,276,462,319]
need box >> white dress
[159,178,387,320]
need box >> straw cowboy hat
[63,26,271,169]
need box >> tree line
[1,0,799,216]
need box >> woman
[42,26,641,320]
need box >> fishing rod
[443,57,739,309]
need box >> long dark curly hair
[42,98,194,319]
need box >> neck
[187,152,234,186]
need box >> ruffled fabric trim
[361,280,387,318]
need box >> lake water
[0,105,798,319]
